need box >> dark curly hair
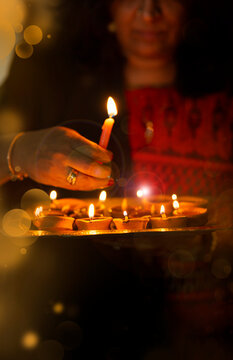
[58,0,233,97]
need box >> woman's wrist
[7,132,28,181]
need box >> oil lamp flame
[172,194,177,201]
[88,204,95,219]
[99,191,107,202]
[50,190,57,201]
[107,97,118,118]
[123,210,129,222]
[35,206,43,217]
[173,200,179,210]
[160,205,166,218]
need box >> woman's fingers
[67,150,111,179]
[62,170,114,191]
[69,131,113,163]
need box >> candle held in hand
[99,97,117,149]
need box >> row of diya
[33,191,208,232]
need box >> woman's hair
[59,0,233,97]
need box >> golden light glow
[0,20,16,59]
[50,190,57,201]
[121,198,128,211]
[21,331,39,349]
[172,194,177,201]
[20,248,27,255]
[173,200,179,210]
[15,41,33,59]
[88,204,95,219]
[137,189,143,198]
[24,25,43,45]
[53,302,64,314]
[107,97,117,118]
[99,191,107,202]
[2,209,31,237]
[160,205,166,216]
[35,206,43,217]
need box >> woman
[1,0,233,203]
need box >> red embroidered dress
[126,88,233,196]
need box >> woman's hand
[12,126,113,190]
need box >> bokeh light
[53,302,65,315]
[21,189,50,218]
[21,331,40,349]
[36,340,64,360]
[0,234,22,268]
[15,41,33,59]
[0,20,16,59]
[50,190,57,201]
[2,209,31,237]
[14,23,23,33]
[20,247,27,255]
[55,321,83,350]
[0,0,26,27]
[0,108,23,134]
[24,25,43,45]
[211,258,232,279]
[168,250,195,278]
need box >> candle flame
[172,194,177,201]
[99,191,107,202]
[173,200,179,210]
[123,211,128,217]
[50,190,57,201]
[107,97,118,118]
[160,205,166,216]
[35,206,43,217]
[88,204,95,219]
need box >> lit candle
[99,97,118,149]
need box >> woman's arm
[0,126,113,190]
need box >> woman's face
[111,0,186,64]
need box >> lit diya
[75,204,112,230]
[113,211,150,231]
[150,205,187,228]
[172,196,208,226]
[33,206,74,231]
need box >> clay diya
[176,207,208,227]
[75,204,112,230]
[33,207,74,231]
[113,211,150,231]
[150,205,187,229]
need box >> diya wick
[150,205,187,229]
[75,203,112,230]
[33,206,74,231]
[99,97,117,149]
[113,211,150,231]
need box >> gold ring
[67,169,78,185]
